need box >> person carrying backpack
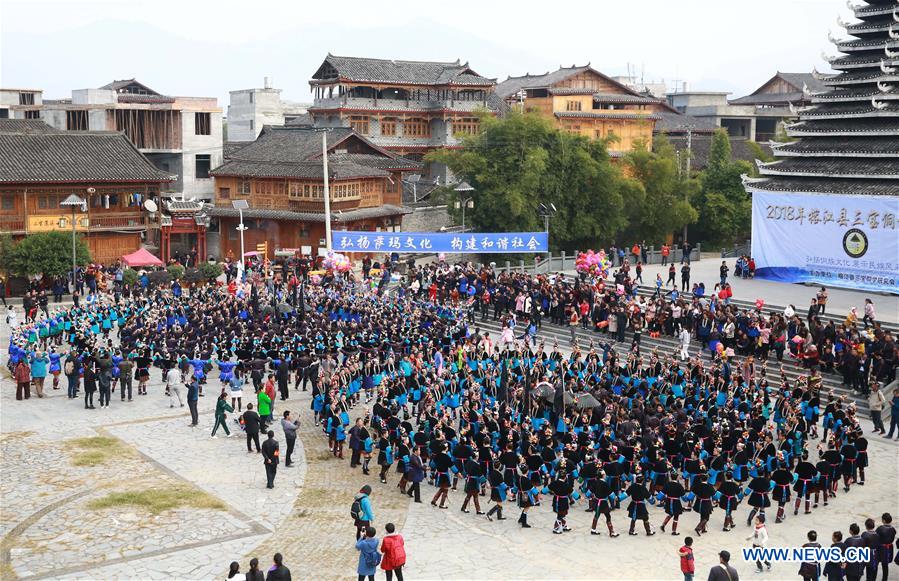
[351,485,375,540]
[355,526,380,581]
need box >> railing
[721,241,751,258]
[89,213,148,230]
[0,215,26,233]
[312,97,486,112]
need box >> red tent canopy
[122,248,164,267]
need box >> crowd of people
[3,253,898,580]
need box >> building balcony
[0,215,26,234]
[311,97,488,113]
[89,213,151,231]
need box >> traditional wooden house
[0,119,172,263]
[208,125,419,259]
[307,54,506,181]
[495,64,658,155]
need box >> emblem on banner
[842,228,868,259]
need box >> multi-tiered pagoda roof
[744,0,899,197]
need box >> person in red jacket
[380,522,406,581]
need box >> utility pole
[321,130,333,252]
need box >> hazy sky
[1,0,847,108]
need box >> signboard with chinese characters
[28,214,89,233]
[332,231,548,253]
[751,191,899,293]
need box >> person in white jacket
[679,325,691,361]
[747,514,771,573]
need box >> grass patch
[64,436,129,467]
[87,485,226,515]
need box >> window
[218,187,231,199]
[453,117,479,136]
[195,112,211,135]
[249,120,255,132]
[237,179,251,195]
[19,92,35,106]
[24,110,40,119]
[249,93,254,104]
[195,154,211,179]
[566,100,582,112]
[404,118,430,137]
[275,181,286,195]
[381,117,396,137]
[1,196,13,210]
[0,109,8,119]
[66,110,88,131]
[38,195,58,209]
[350,115,370,135]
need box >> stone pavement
[2,314,897,580]
[401,430,899,579]
[240,392,413,579]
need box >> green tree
[5,231,90,277]
[622,136,699,242]
[428,111,631,250]
[692,130,753,246]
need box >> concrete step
[470,317,871,413]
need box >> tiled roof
[99,79,160,95]
[312,54,495,86]
[667,135,770,170]
[745,9,899,199]
[555,111,657,120]
[496,64,645,101]
[495,66,592,98]
[0,119,62,134]
[223,141,250,160]
[744,177,899,196]
[653,110,718,133]
[592,93,658,104]
[758,158,899,178]
[771,137,899,157]
[0,131,175,183]
[786,119,899,136]
[729,72,824,106]
[207,204,411,223]
[210,126,417,180]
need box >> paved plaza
[1,315,897,581]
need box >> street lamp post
[538,203,557,266]
[60,194,86,293]
[454,181,475,232]
[232,199,249,281]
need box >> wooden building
[0,119,172,264]
[496,65,658,155]
[209,125,418,259]
[307,54,507,180]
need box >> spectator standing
[679,536,695,581]
[380,522,406,581]
[886,391,899,440]
[264,553,290,581]
[707,551,739,581]
[281,410,299,467]
[243,403,261,453]
[353,485,375,540]
[245,557,264,581]
[261,430,280,489]
[14,358,30,400]
[868,383,886,435]
[355,526,380,581]
[862,299,876,329]
[799,530,821,581]
[186,376,199,426]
